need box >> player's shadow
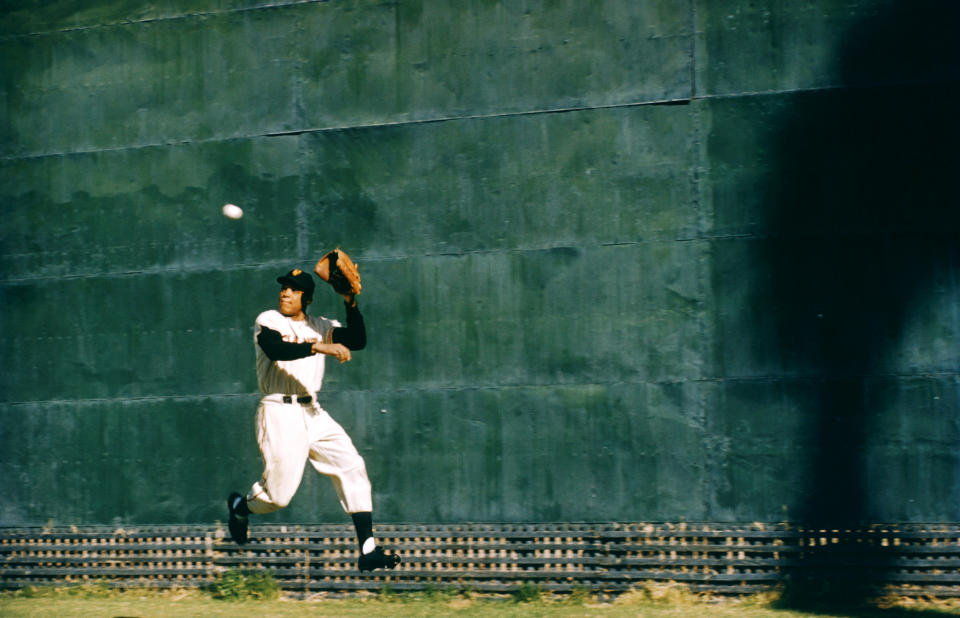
[756,0,959,610]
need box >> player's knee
[341,457,367,474]
[272,492,295,509]
[259,485,296,510]
[248,500,280,515]
[343,462,370,484]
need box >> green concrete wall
[1,0,957,526]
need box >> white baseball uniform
[245,309,373,515]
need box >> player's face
[278,286,308,317]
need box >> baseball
[222,203,244,219]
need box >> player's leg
[306,407,400,571]
[249,400,313,511]
[227,401,311,544]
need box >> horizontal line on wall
[1,97,693,162]
[6,73,953,162]
[261,97,693,139]
[2,372,957,407]
[5,224,953,286]
[695,76,959,102]
[0,239,710,285]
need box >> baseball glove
[314,248,362,296]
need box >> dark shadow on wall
[760,1,959,610]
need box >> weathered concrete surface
[2,1,690,157]
[1,0,958,526]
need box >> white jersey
[254,310,341,396]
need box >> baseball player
[226,263,400,572]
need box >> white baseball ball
[222,203,243,219]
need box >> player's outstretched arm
[258,327,314,361]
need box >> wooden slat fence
[1,523,958,598]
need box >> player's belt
[264,394,314,405]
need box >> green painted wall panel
[299,1,691,129]
[694,0,958,97]
[301,104,698,255]
[695,0,959,525]
[0,0,288,35]
[0,137,302,279]
[699,84,960,240]
[352,242,707,392]
[0,382,708,524]
[695,0,858,96]
[2,1,691,156]
[0,397,259,524]
[0,268,295,402]
[306,383,706,523]
[861,377,960,522]
[702,376,960,522]
[2,11,302,156]
[702,379,819,522]
[707,237,960,381]
[0,239,706,401]
[2,0,959,527]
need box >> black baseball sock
[231,494,250,516]
[351,511,374,553]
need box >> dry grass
[1,584,958,618]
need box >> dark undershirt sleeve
[331,302,367,350]
[257,326,314,361]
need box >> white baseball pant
[246,397,373,514]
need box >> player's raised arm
[315,248,366,351]
[331,296,366,351]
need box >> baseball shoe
[358,546,401,572]
[226,492,249,545]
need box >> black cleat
[358,546,401,572]
[226,492,249,545]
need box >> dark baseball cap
[277,268,315,296]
